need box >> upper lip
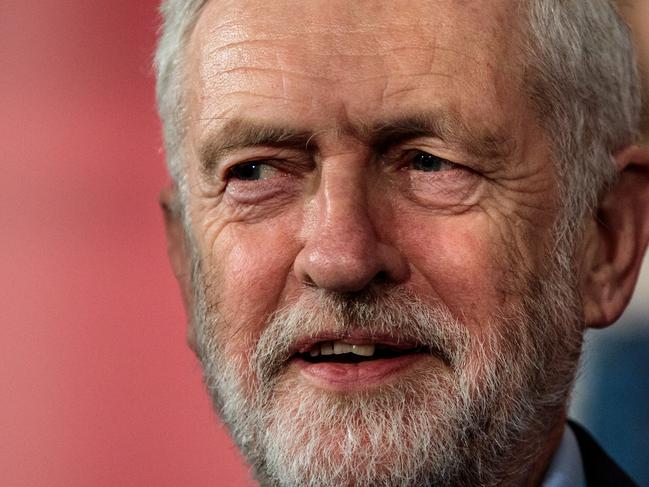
[291,332,423,355]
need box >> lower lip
[293,353,431,392]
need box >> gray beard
[190,252,584,487]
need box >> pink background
[1,1,252,485]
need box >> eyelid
[225,159,273,174]
[385,147,456,170]
[228,160,282,181]
[222,154,315,183]
[381,136,439,156]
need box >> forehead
[187,0,528,138]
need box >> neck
[523,414,567,487]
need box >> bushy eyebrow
[365,113,516,162]
[198,112,515,175]
[199,119,313,175]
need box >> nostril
[300,276,317,289]
[374,270,389,284]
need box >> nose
[293,162,409,293]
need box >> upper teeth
[309,340,375,357]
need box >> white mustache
[253,287,470,386]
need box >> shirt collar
[541,423,587,487]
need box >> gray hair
[154,0,641,226]
[523,0,640,244]
[155,0,208,188]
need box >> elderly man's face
[175,0,584,485]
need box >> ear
[159,185,197,352]
[581,145,649,328]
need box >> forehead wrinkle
[194,0,523,62]
[193,3,522,95]
[189,0,525,165]
[195,7,467,82]
[195,5,435,66]
[211,91,304,104]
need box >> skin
[160,0,649,484]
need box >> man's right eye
[228,161,279,181]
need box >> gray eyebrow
[199,119,314,175]
[198,111,515,176]
[364,112,516,162]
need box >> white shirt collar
[541,423,587,487]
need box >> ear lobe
[159,185,187,283]
[159,185,197,352]
[581,145,649,328]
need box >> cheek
[205,217,302,353]
[403,214,519,331]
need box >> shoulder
[568,420,639,487]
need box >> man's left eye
[408,151,455,172]
[228,162,279,181]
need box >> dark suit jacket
[569,421,638,487]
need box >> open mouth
[298,340,429,364]
[290,336,438,390]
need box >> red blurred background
[1,2,251,485]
